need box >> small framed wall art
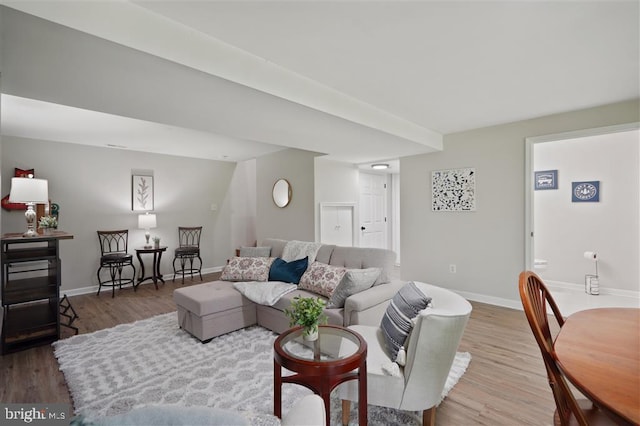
[534,170,558,190]
[572,181,600,203]
[432,167,476,211]
[132,174,154,211]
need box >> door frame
[524,122,640,270]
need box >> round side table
[273,325,367,426]
[135,246,167,290]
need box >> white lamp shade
[138,213,157,229]
[9,177,49,203]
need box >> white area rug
[53,312,470,425]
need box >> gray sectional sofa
[173,238,403,342]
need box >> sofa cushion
[282,240,323,263]
[220,257,274,282]
[239,246,271,258]
[299,261,348,298]
[315,244,334,264]
[260,238,289,258]
[329,246,396,285]
[327,267,381,308]
[380,281,432,362]
[268,257,309,284]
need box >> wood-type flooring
[0,273,558,425]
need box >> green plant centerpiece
[38,215,58,234]
[284,296,327,341]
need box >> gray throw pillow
[239,246,271,258]
[380,281,431,362]
[327,268,381,308]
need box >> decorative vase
[42,228,52,235]
[303,327,318,341]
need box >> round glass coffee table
[274,325,367,426]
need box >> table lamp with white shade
[9,175,49,237]
[138,212,157,248]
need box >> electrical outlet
[449,264,457,273]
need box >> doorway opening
[525,122,639,313]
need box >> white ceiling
[1,1,638,166]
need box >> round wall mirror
[272,179,292,208]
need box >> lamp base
[23,229,38,238]
[23,203,38,237]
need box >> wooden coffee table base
[273,325,367,426]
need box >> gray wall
[228,159,258,250]
[1,137,237,294]
[256,148,319,243]
[401,100,640,307]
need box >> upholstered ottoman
[174,281,257,342]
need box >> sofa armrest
[281,394,326,426]
[343,280,404,326]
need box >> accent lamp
[9,175,49,237]
[138,212,157,248]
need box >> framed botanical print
[132,175,154,211]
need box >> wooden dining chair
[518,271,617,426]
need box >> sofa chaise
[173,238,404,342]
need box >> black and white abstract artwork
[432,168,476,211]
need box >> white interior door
[359,173,387,249]
[320,203,355,246]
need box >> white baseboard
[454,281,640,313]
[545,280,640,299]
[60,266,224,297]
[455,290,523,311]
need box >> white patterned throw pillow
[282,240,323,263]
[298,262,347,298]
[220,257,274,282]
[380,281,432,363]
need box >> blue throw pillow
[269,256,309,284]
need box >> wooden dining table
[554,307,640,425]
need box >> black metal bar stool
[172,226,203,284]
[96,230,136,297]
